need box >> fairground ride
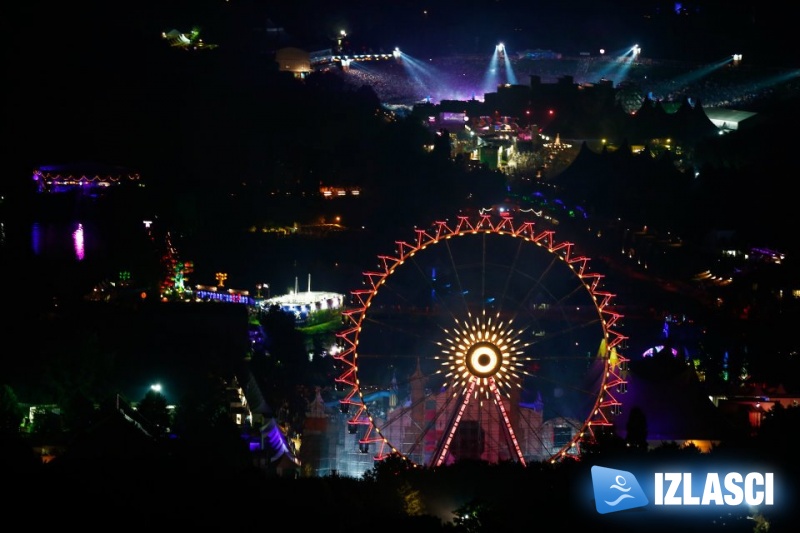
[334,210,628,468]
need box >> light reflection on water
[31,221,96,262]
[0,216,131,303]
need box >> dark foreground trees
[5,420,797,532]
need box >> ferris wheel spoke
[502,252,562,325]
[528,317,605,344]
[436,236,476,321]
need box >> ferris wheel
[334,210,628,467]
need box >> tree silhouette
[0,384,24,433]
[0,384,42,478]
[30,406,63,441]
[61,391,97,434]
[171,375,253,476]
[452,497,503,532]
[626,406,649,451]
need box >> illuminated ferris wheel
[334,211,628,467]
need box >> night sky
[6,1,794,84]
[8,1,793,60]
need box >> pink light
[72,223,85,261]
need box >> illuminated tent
[615,352,736,450]
[703,108,758,131]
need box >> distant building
[293,360,588,475]
[275,47,312,78]
[319,185,361,199]
[373,361,573,464]
[32,163,141,196]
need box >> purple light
[642,345,679,358]
[31,222,41,255]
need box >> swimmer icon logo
[592,465,650,514]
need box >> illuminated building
[320,185,361,199]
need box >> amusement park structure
[332,210,628,470]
